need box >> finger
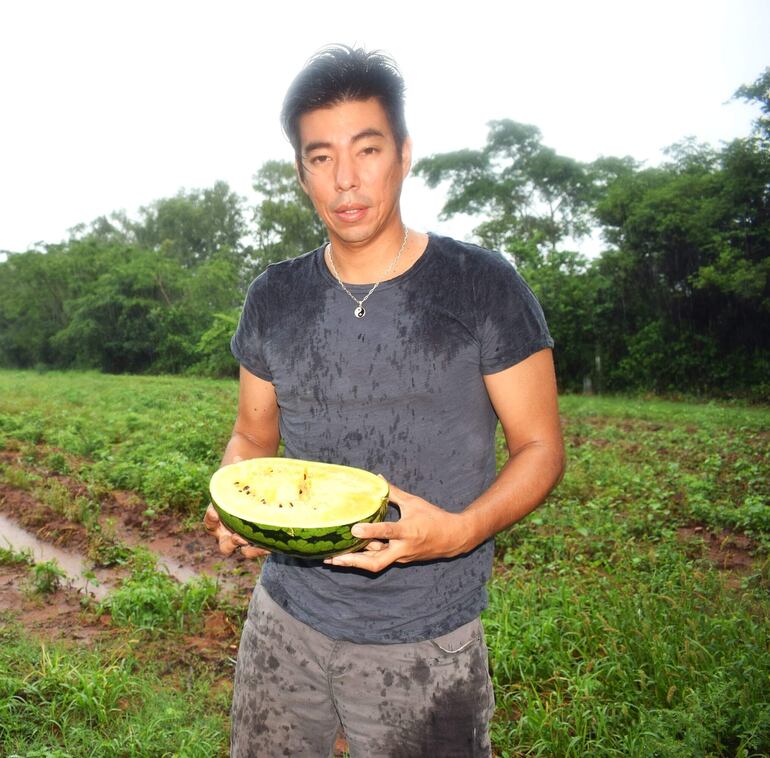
[217,530,240,556]
[352,521,403,540]
[324,547,398,573]
[240,545,269,559]
[385,482,413,506]
[203,504,221,531]
[362,540,387,552]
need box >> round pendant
[354,305,366,319]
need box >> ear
[400,136,413,179]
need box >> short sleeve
[477,255,554,375]
[230,269,273,381]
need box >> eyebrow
[302,128,387,155]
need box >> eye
[309,154,330,165]
[361,146,379,156]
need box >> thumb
[386,481,411,506]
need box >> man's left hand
[323,482,472,572]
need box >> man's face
[297,98,411,249]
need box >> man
[204,45,565,757]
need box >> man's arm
[324,348,565,571]
[203,366,281,558]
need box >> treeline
[1,71,768,398]
[0,164,325,378]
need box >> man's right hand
[203,503,270,560]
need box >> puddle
[0,513,206,601]
[0,513,110,600]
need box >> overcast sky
[1,0,768,255]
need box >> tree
[522,250,603,392]
[0,240,122,368]
[131,181,248,268]
[50,247,185,372]
[251,160,327,275]
[734,67,770,141]
[414,120,594,266]
[594,134,769,394]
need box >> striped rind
[211,496,388,559]
[209,458,389,559]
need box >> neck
[327,222,410,285]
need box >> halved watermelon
[209,458,389,559]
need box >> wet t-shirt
[231,233,553,643]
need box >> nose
[335,153,359,192]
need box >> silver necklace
[326,226,409,318]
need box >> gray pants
[231,582,495,758]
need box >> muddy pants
[230,582,495,758]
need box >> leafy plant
[27,560,67,595]
[0,544,33,567]
[98,551,217,633]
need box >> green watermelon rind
[211,495,389,560]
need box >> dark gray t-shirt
[231,233,553,643]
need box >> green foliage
[411,71,770,398]
[0,460,40,489]
[0,181,247,376]
[131,180,248,268]
[592,134,770,395]
[520,249,602,391]
[0,371,237,515]
[1,84,768,396]
[485,561,770,756]
[26,560,67,595]
[31,477,99,527]
[193,309,241,378]
[0,374,768,756]
[0,168,329,378]
[0,634,227,756]
[487,392,770,755]
[734,66,770,140]
[415,120,593,264]
[98,552,217,632]
[250,159,327,274]
[86,521,133,568]
[0,545,33,567]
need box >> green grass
[484,550,770,756]
[97,549,219,633]
[26,560,68,596]
[0,545,33,567]
[0,370,769,756]
[0,626,229,757]
[0,370,238,514]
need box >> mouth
[334,204,368,223]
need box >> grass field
[0,370,768,757]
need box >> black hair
[281,45,408,172]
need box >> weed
[34,478,72,514]
[43,451,71,474]
[98,552,217,633]
[0,462,40,490]
[85,521,133,567]
[26,559,67,595]
[0,635,227,756]
[0,544,33,566]
[485,558,770,755]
